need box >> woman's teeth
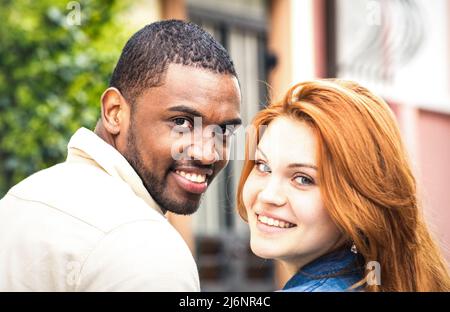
[175,170,207,183]
[257,215,296,228]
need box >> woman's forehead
[257,117,317,166]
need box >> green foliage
[0,0,131,195]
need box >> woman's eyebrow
[287,163,317,170]
[257,146,317,170]
[256,146,268,159]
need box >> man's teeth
[175,170,207,183]
[257,215,295,228]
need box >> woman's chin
[250,240,281,260]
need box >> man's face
[122,64,241,215]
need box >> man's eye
[173,118,192,129]
[255,161,270,173]
[220,125,233,137]
[212,125,235,138]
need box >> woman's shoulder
[281,274,363,292]
[280,248,365,292]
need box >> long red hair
[236,79,450,291]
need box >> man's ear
[100,87,129,135]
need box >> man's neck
[94,122,116,148]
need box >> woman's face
[243,116,342,272]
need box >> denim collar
[283,248,363,290]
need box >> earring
[351,243,358,254]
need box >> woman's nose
[256,178,287,207]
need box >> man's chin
[156,194,202,216]
[165,203,200,215]
[140,175,203,215]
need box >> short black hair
[109,20,237,104]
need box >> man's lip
[170,171,208,195]
[171,166,213,177]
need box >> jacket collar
[66,127,164,216]
[283,248,362,290]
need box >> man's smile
[169,166,213,195]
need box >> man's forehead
[162,65,240,117]
[135,64,241,122]
[163,64,240,98]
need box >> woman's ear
[100,87,129,135]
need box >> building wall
[417,109,450,263]
[159,0,450,289]
[271,0,450,286]
[391,103,450,264]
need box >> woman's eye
[255,161,270,173]
[173,118,192,129]
[294,175,314,186]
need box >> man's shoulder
[3,161,165,233]
[0,168,197,291]
[75,219,200,291]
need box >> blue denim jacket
[281,248,364,292]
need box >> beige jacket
[0,127,200,291]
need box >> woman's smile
[254,211,297,234]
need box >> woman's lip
[254,212,297,234]
[171,171,208,194]
[255,212,297,226]
[255,217,297,234]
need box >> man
[0,20,241,291]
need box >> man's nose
[187,137,220,165]
[257,178,287,207]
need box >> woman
[237,79,450,291]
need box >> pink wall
[417,109,450,264]
[389,103,450,264]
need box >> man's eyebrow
[168,105,242,127]
[256,146,317,170]
[168,105,242,126]
[220,118,242,127]
[167,105,204,118]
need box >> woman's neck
[279,251,326,278]
[279,239,350,278]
